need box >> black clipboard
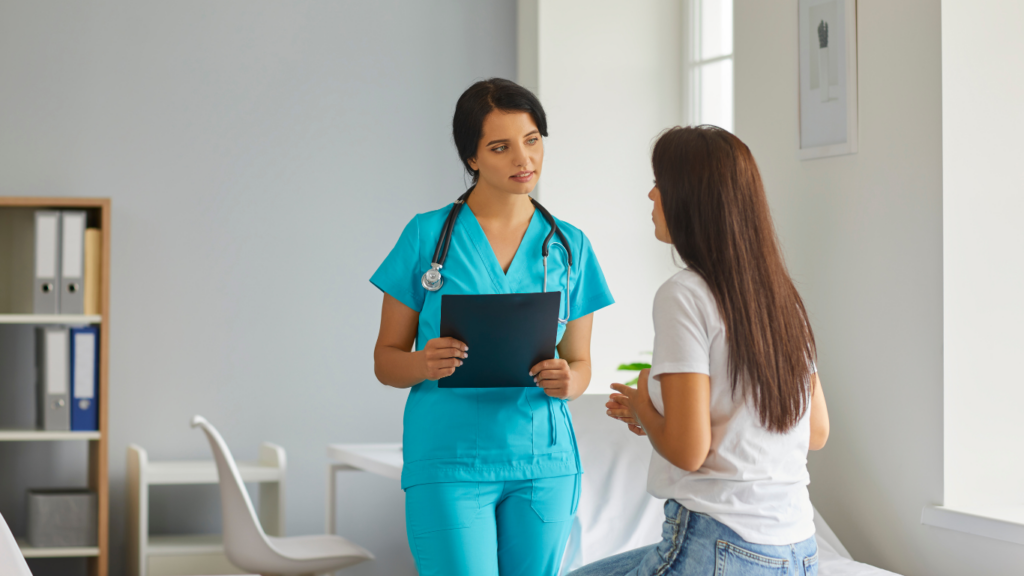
[438,292,561,388]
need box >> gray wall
[0,2,516,575]
[734,1,1024,574]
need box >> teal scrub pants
[405,474,580,576]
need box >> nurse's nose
[511,144,530,169]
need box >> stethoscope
[421,187,574,325]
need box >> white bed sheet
[565,398,900,576]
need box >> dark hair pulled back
[452,78,548,182]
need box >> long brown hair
[653,126,815,433]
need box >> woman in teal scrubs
[371,78,614,576]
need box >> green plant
[617,362,652,386]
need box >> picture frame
[798,0,858,160]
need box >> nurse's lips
[510,171,534,183]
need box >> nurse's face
[649,185,671,243]
[468,110,543,196]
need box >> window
[685,0,734,131]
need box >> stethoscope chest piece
[422,263,443,292]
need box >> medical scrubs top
[370,203,614,489]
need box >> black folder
[438,292,561,388]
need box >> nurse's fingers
[529,358,568,376]
[426,357,462,379]
[427,337,468,352]
[541,385,570,399]
[426,347,467,361]
[534,370,569,385]
[628,424,646,436]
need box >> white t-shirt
[647,268,815,545]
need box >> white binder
[34,211,62,314]
[36,327,71,431]
[59,211,86,314]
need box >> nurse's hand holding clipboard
[530,358,575,399]
[373,293,469,387]
[421,337,469,380]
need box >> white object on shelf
[192,416,373,575]
[17,538,100,558]
[1,513,33,576]
[0,429,101,442]
[0,314,102,325]
[127,442,286,576]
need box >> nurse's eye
[526,137,539,145]
[492,145,508,153]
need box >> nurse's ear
[467,156,478,171]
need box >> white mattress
[565,399,901,576]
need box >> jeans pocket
[802,552,819,576]
[714,540,790,576]
[530,475,577,523]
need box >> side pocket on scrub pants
[406,482,481,536]
[530,476,577,523]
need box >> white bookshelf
[0,429,101,442]
[0,314,103,325]
[17,538,101,559]
[127,443,286,576]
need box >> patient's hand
[606,380,647,436]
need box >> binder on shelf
[59,211,86,315]
[0,208,34,313]
[84,228,102,316]
[35,211,62,314]
[36,327,70,431]
[70,326,99,431]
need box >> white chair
[0,511,33,576]
[191,416,374,576]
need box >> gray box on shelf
[26,489,97,547]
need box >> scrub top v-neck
[370,202,614,489]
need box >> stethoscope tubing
[423,186,574,324]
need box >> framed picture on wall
[798,0,858,160]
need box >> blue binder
[70,326,99,431]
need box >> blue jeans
[568,500,818,576]
[405,475,579,576]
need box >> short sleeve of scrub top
[370,207,614,489]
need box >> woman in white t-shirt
[570,126,830,576]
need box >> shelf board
[17,538,100,558]
[0,429,101,442]
[145,460,284,485]
[147,533,224,555]
[0,314,102,325]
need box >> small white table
[325,443,403,534]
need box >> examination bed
[565,398,901,576]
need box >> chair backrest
[0,511,33,576]
[191,415,279,570]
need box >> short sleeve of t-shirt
[650,278,711,382]
[370,215,426,313]
[568,233,615,319]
